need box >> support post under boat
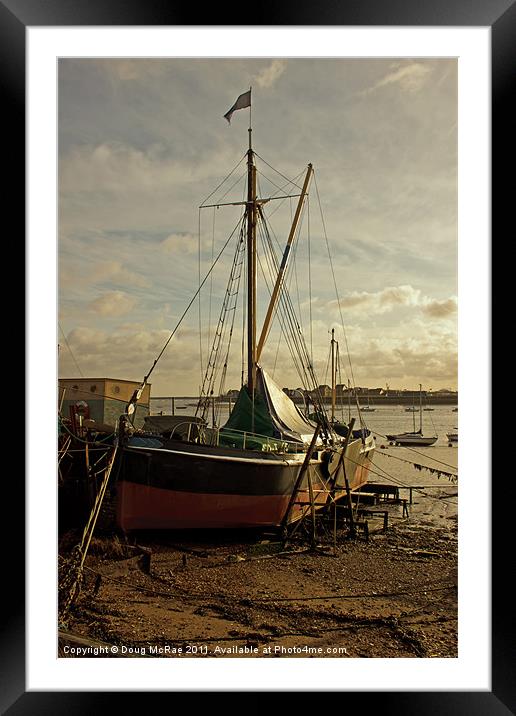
[331,417,356,537]
[281,424,321,532]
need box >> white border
[27,27,490,691]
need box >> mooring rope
[59,443,119,619]
[372,430,458,471]
[377,449,457,481]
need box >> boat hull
[386,433,437,446]
[115,437,374,530]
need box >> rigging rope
[312,172,370,436]
[199,153,247,208]
[197,207,204,389]
[256,208,333,436]
[312,173,352,380]
[128,213,246,412]
[378,451,457,481]
[59,441,119,618]
[307,197,314,362]
[253,151,303,191]
[196,223,245,423]
[59,323,83,377]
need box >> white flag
[224,90,251,124]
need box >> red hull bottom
[116,481,292,530]
[115,444,373,531]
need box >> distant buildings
[229,384,457,404]
[271,384,457,404]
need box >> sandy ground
[58,446,458,659]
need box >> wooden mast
[331,328,336,423]
[246,124,257,394]
[256,163,313,362]
[419,383,423,434]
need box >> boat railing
[169,420,304,453]
[168,420,205,443]
[218,427,304,453]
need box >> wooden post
[333,491,337,555]
[281,424,321,531]
[307,468,317,548]
[339,418,356,538]
[139,547,152,574]
[331,328,336,423]
[93,574,102,598]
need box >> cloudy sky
[58,58,457,396]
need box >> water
[150,398,459,447]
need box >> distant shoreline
[151,395,458,406]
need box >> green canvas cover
[222,385,276,437]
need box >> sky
[58,58,457,396]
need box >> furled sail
[259,367,317,444]
[220,366,317,448]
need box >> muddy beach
[59,447,458,659]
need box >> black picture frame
[6,0,511,710]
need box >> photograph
[10,11,505,706]
[57,57,459,660]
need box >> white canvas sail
[259,367,317,444]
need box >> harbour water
[150,398,459,448]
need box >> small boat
[387,384,437,446]
[360,395,376,412]
[446,431,458,443]
[386,431,438,447]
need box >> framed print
[5,0,512,709]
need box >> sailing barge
[65,91,376,531]
[116,365,374,530]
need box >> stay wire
[371,431,458,471]
[59,323,83,377]
[199,153,247,207]
[141,213,245,388]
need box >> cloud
[421,296,457,318]
[59,141,238,197]
[254,60,287,89]
[91,261,150,288]
[161,233,198,255]
[330,285,422,316]
[89,291,138,317]
[59,324,204,388]
[361,62,433,96]
[323,286,457,323]
[100,59,171,82]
